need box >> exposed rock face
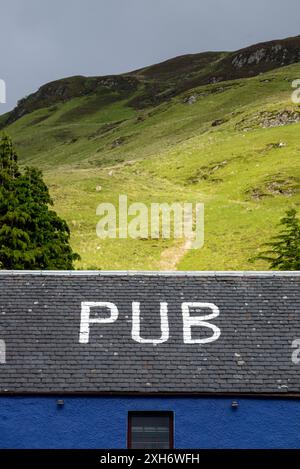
[212,119,225,127]
[260,110,300,128]
[246,176,299,200]
[266,142,287,149]
[231,42,300,70]
[183,94,197,105]
[232,48,266,68]
[187,159,229,184]
[111,136,127,149]
[236,109,300,132]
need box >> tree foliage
[254,209,300,270]
[0,134,80,269]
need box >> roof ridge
[0,270,299,277]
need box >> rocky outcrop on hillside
[260,110,300,128]
[231,43,300,69]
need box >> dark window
[128,412,173,449]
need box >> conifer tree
[0,135,80,269]
[254,209,300,270]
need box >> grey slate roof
[0,271,300,395]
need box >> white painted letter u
[132,302,169,344]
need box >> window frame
[127,411,174,449]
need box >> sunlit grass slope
[3,63,300,270]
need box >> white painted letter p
[79,302,119,344]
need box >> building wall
[1,396,300,449]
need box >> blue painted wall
[1,396,300,449]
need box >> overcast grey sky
[0,0,299,114]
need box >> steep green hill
[1,36,300,270]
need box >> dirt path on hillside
[104,159,137,172]
[158,235,194,270]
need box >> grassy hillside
[1,48,300,270]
